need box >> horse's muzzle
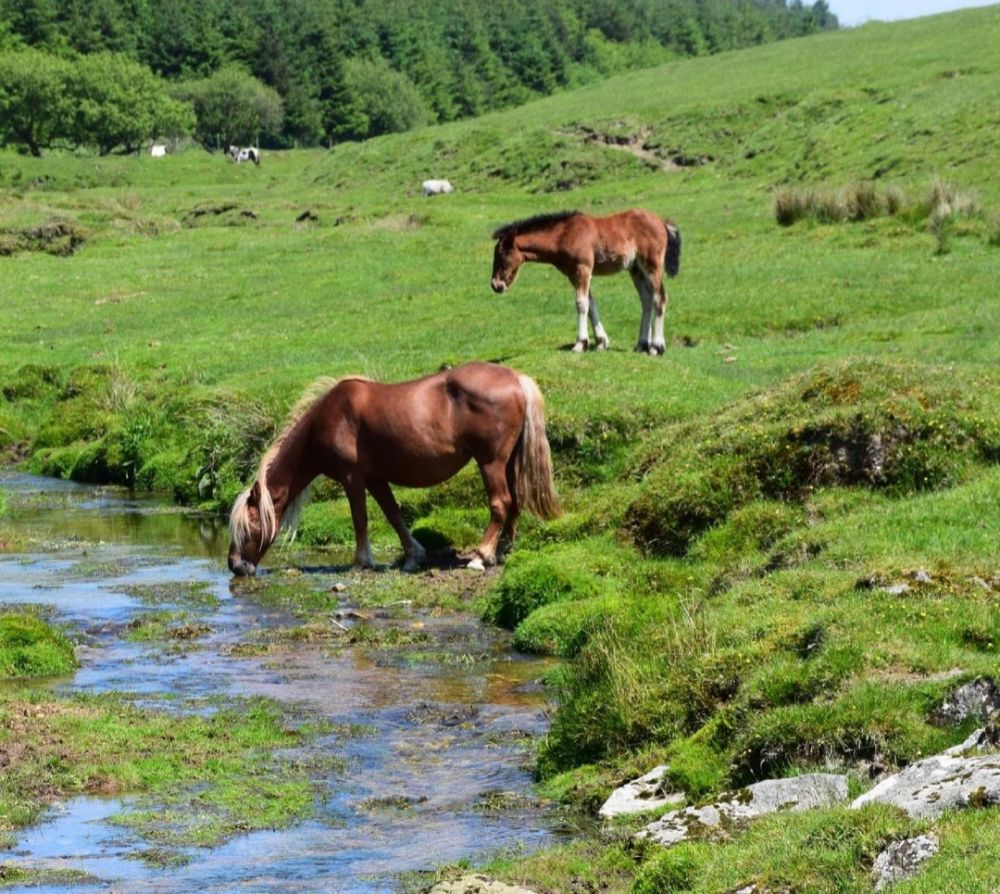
[228,555,257,577]
[491,280,507,294]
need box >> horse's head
[228,482,273,576]
[491,232,522,294]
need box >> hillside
[0,5,999,892]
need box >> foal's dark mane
[492,210,581,241]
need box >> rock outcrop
[428,876,539,894]
[851,750,1000,819]
[599,765,685,818]
[638,773,848,848]
[871,835,939,891]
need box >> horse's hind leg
[498,457,522,560]
[631,270,653,353]
[587,292,610,350]
[650,269,669,355]
[344,476,375,569]
[367,478,426,572]
[469,459,513,570]
[571,268,592,353]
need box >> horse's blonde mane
[229,375,372,550]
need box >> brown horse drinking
[491,209,681,355]
[227,362,560,576]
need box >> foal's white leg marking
[651,284,669,355]
[574,291,590,352]
[588,293,610,350]
[466,556,486,572]
[634,278,653,352]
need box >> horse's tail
[515,374,561,520]
[664,219,681,278]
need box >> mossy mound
[625,362,999,556]
[0,613,77,678]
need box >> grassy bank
[1,5,999,891]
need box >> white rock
[872,834,939,891]
[943,727,1000,756]
[851,753,1000,819]
[428,876,538,894]
[637,773,848,848]
[598,765,684,818]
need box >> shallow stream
[0,472,564,893]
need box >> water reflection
[0,473,562,892]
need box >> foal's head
[491,232,523,294]
[227,481,275,576]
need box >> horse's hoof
[635,342,650,353]
[595,338,609,351]
[572,339,588,353]
[649,343,666,356]
[466,557,486,572]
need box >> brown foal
[491,208,681,355]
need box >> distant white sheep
[150,144,167,157]
[422,179,454,197]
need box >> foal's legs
[571,267,593,353]
[649,268,669,355]
[344,475,374,569]
[587,292,610,350]
[367,478,426,572]
[631,269,653,353]
[468,459,514,570]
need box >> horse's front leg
[588,292,610,350]
[367,479,426,572]
[468,460,513,571]
[571,268,592,352]
[344,476,374,569]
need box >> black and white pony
[228,145,260,166]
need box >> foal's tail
[664,219,682,278]
[515,374,561,520]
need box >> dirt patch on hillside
[182,204,259,228]
[563,124,713,172]
[0,222,86,256]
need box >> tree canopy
[0,0,838,150]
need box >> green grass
[0,6,999,891]
[0,693,324,848]
[0,612,76,678]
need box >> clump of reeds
[774,178,986,251]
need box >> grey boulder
[599,765,685,818]
[638,773,849,848]
[871,835,939,891]
[851,752,1000,819]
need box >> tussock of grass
[625,361,998,557]
[774,179,985,239]
[0,612,76,678]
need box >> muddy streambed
[0,472,566,892]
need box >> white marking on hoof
[649,343,666,356]
[596,336,609,351]
[572,339,588,353]
[466,557,486,572]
